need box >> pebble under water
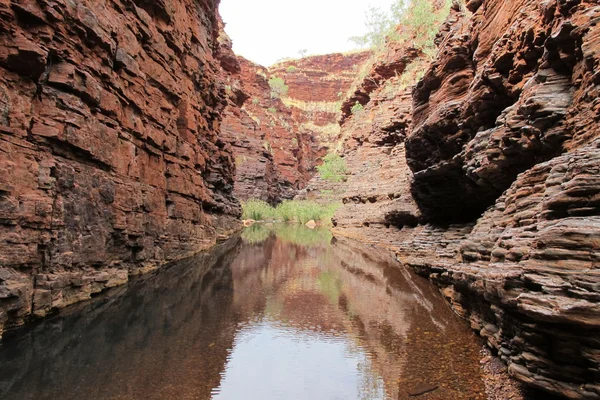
[0,224,489,399]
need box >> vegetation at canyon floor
[242,199,341,224]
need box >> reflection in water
[0,224,487,400]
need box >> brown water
[0,224,488,400]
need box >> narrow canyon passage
[0,0,599,398]
[0,225,488,400]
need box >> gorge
[0,0,599,399]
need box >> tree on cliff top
[350,0,452,56]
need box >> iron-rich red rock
[0,0,241,336]
[334,0,600,398]
[220,49,370,203]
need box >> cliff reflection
[0,224,486,400]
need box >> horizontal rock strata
[335,0,600,398]
[0,0,240,336]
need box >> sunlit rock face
[219,54,316,203]
[331,27,427,246]
[334,0,600,398]
[0,0,241,336]
[407,1,600,397]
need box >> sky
[219,0,397,66]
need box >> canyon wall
[0,0,241,336]
[220,52,315,203]
[219,49,370,204]
[334,1,600,398]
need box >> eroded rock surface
[221,50,370,203]
[334,0,600,398]
[408,0,600,223]
[0,0,241,336]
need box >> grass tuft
[242,199,341,224]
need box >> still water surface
[0,224,487,399]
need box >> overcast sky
[219,0,397,66]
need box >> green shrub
[276,200,341,224]
[268,76,289,99]
[242,199,275,221]
[241,199,341,224]
[267,107,277,113]
[317,153,347,182]
[350,101,364,114]
[350,0,453,56]
[252,97,260,105]
[286,65,297,73]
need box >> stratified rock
[408,0,600,224]
[220,56,316,203]
[0,0,240,336]
[334,0,600,398]
[221,50,370,204]
[333,32,423,239]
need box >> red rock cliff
[220,50,370,203]
[334,1,600,398]
[0,0,240,336]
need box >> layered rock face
[271,52,371,151]
[220,50,370,203]
[333,41,423,233]
[220,55,315,202]
[408,0,599,224]
[0,0,240,336]
[335,0,600,398]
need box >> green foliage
[291,137,298,146]
[349,0,452,56]
[267,107,277,113]
[252,97,260,105]
[350,101,364,114]
[316,153,347,182]
[286,65,298,73]
[275,200,340,224]
[268,76,289,99]
[241,199,341,224]
[242,199,275,221]
[350,5,396,48]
